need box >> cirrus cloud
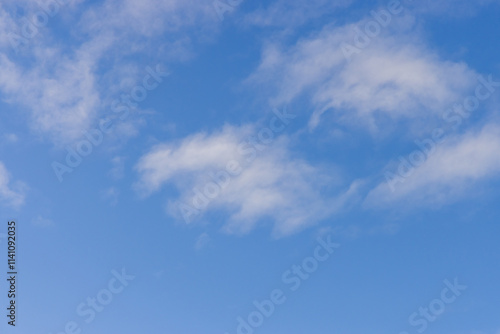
[135,124,360,237]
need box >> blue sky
[1,0,500,333]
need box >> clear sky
[0,0,500,333]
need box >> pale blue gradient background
[0,0,499,334]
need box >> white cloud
[0,161,25,209]
[80,0,216,37]
[135,124,253,196]
[0,4,17,49]
[365,124,500,207]
[248,15,477,131]
[135,124,359,237]
[0,51,100,144]
[0,0,217,145]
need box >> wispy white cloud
[247,14,477,132]
[134,124,252,196]
[365,124,500,208]
[0,0,217,145]
[0,51,100,144]
[80,0,216,37]
[135,124,360,237]
[0,3,17,49]
[0,161,25,209]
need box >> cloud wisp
[135,117,360,237]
